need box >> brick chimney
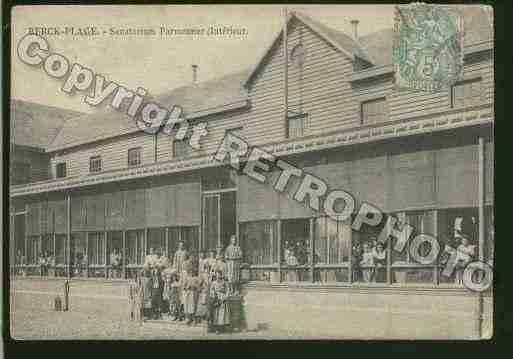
[350,19,359,41]
[192,64,198,84]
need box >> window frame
[173,137,190,159]
[127,147,142,167]
[89,155,102,173]
[451,77,483,109]
[286,113,308,139]
[360,97,388,125]
[56,162,67,178]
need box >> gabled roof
[244,11,371,87]
[10,99,84,150]
[47,70,250,152]
[358,5,493,67]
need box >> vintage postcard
[8,4,494,340]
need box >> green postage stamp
[393,3,464,92]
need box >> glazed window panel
[128,147,142,167]
[56,162,67,178]
[452,79,483,108]
[314,217,351,264]
[361,98,387,125]
[55,234,67,265]
[87,232,105,266]
[27,236,40,264]
[240,220,276,266]
[89,156,102,173]
[287,115,305,139]
[126,230,144,265]
[173,138,190,158]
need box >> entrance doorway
[202,191,236,253]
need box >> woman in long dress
[195,277,209,324]
[209,271,231,334]
[140,269,153,320]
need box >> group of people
[129,235,243,334]
[352,239,387,283]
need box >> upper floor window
[128,147,142,167]
[89,156,102,173]
[451,78,483,108]
[173,137,190,158]
[361,97,387,125]
[56,162,67,178]
[287,113,307,139]
[11,162,30,185]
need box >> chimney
[192,64,198,84]
[350,19,359,41]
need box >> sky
[11,5,394,114]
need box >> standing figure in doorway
[224,235,243,295]
[173,241,188,275]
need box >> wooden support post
[104,231,108,279]
[478,137,485,262]
[24,204,28,270]
[122,230,126,279]
[348,220,353,284]
[309,218,315,283]
[85,232,89,278]
[433,210,439,285]
[477,136,486,339]
[165,227,169,258]
[277,220,282,283]
[66,194,71,278]
[386,228,392,285]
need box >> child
[195,277,209,325]
[140,269,153,320]
[182,274,199,325]
[209,271,231,334]
[169,272,182,321]
[360,243,375,283]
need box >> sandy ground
[9,277,319,340]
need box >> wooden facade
[11,12,493,288]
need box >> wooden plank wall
[45,18,493,180]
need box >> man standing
[224,235,242,295]
[173,241,188,275]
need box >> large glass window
[240,220,278,282]
[241,221,277,266]
[148,228,166,257]
[351,215,387,284]
[71,233,87,277]
[126,230,145,265]
[87,232,105,266]
[281,219,310,282]
[55,234,67,265]
[27,236,40,265]
[390,211,436,285]
[313,217,351,283]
